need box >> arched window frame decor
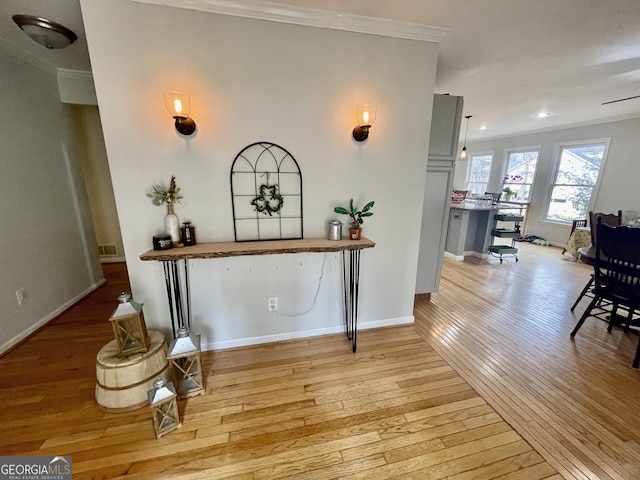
[230,142,303,242]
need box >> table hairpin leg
[162,259,192,339]
[342,249,361,352]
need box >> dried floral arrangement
[147,175,183,206]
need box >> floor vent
[98,244,118,256]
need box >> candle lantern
[167,327,205,399]
[147,377,181,438]
[110,292,150,356]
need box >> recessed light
[533,112,551,118]
[478,125,489,130]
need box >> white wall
[0,49,103,353]
[71,105,125,262]
[453,117,640,245]
[81,0,438,349]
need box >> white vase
[504,194,513,202]
[165,204,180,243]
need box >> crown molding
[131,0,449,42]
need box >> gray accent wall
[0,48,103,353]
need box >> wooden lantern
[167,327,205,399]
[110,292,150,356]
[147,377,181,438]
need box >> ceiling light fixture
[478,125,489,130]
[533,112,551,118]
[12,14,77,50]
[460,115,472,161]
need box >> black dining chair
[570,223,640,365]
[484,192,502,204]
[570,210,622,311]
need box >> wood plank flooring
[1,243,637,478]
[415,242,640,480]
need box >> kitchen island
[444,203,504,260]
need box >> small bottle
[180,222,197,246]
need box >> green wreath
[251,184,284,216]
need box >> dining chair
[570,223,640,357]
[484,192,502,204]
[453,189,471,199]
[561,218,587,255]
[570,210,623,311]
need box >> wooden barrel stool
[95,329,169,412]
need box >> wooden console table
[140,237,375,352]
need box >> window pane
[504,150,538,202]
[506,151,538,183]
[547,185,594,221]
[546,141,606,222]
[556,145,604,186]
[466,154,493,194]
[468,182,488,195]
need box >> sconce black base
[174,116,196,136]
[352,125,370,142]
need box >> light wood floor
[417,242,640,480]
[0,244,637,479]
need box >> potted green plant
[502,186,517,202]
[334,199,374,240]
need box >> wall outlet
[268,297,278,312]
[15,288,25,306]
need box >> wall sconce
[352,104,377,142]
[163,91,196,135]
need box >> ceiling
[2,0,640,142]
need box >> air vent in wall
[98,244,118,256]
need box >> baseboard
[203,315,415,351]
[444,250,489,261]
[0,278,107,356]
[443,251,465,261]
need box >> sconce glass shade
[163,91,196,135]
[353,104,377,142]
[355,105,377,127]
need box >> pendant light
[460,115,472,161]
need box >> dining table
[563,226,591,261]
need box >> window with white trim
[502,148,540,202]
[545,140,610,223]
[466,153,493,194]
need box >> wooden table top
[140,237,375,261]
